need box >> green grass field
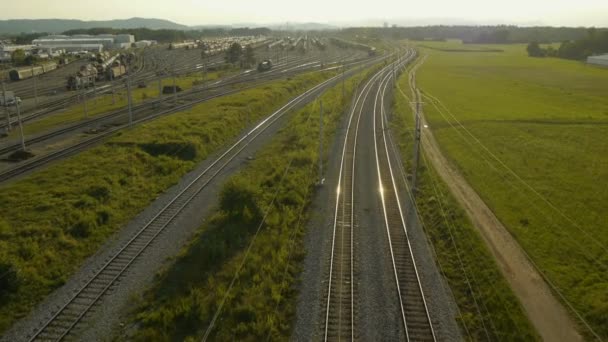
[414,40,608,339]
[0,69,334,334]
[392,62,538,341]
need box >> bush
[0,263,19,298]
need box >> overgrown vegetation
[7,68,237,139]
[527,28,608,60]
[414,40,608,339]
[127,65,380,341]
[391,60,538,340]
[0,69,334,334]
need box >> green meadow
[414,40,608,339]
[392,61,538,340]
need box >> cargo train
[67,64,98,90]
[258,59,272,72]
[66,52,133,89]
[169,42,198,50]
[8,62,58,81]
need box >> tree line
[340,25,607,44]
[527,28,608,60]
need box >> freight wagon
[169,42,198,50]
[67,64,98,90]
[257,59,272,72]
[96,54,119,81]
[107,64,127,80]
[8,62,58,81]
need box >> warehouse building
[0,43,34,62]
[32,34,135,51]
[587,54,608,67]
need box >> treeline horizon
[340,25,608,44]
[527,28,608,60]
[4,25,608,52]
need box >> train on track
[67,64,98,90]
[67,52,133,89]
[257,59,272,72]
[169,42,198,50]
[8,62,58,81]
[329,37,377,57]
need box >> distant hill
[0,17,189,34]
[190,22,338,32]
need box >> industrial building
[32,34,135,52]
[0,43,34,62]
[587,54,608,67]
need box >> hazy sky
[1,0,607,27]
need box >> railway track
[25,61,380,341]
[372,52,436,341]
[322,49,436,341]
[0,49,368,156]
[0,54,374,182]
[323,65,386,341]
[1,45,362,132]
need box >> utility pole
[127,72,133,126]
[82,85,88,118]
[318,100,324,185]
[393,52,396,85]
[92,78,97,103]
[15,101,25,151]
[2,80,10,132]
[110,71,116,105]
[247,105,251,129]
[172,73,177,106]
[342,60,345,103]
[33,75,38,108]
[172,62,177,106]
[157,72,163,107]
[411,90,422,195]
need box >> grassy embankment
[414,40,608,339]
[7,68,237,138]
[0,69,336,334]
[127,65,381,341]
[392,60,539,340]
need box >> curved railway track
[0,48,366,147]
[322,49,436,341]
[24,67,368,341]
[1,45,363,131]
[373,53,436,341]
[0,55,375,185]
[323,66,388,341]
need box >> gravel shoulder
[418,110,583,342]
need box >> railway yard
[0,25,606,342]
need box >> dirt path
[413,71,583,341]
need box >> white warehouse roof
[587,54,608,66]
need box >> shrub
[0,263,19,298]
